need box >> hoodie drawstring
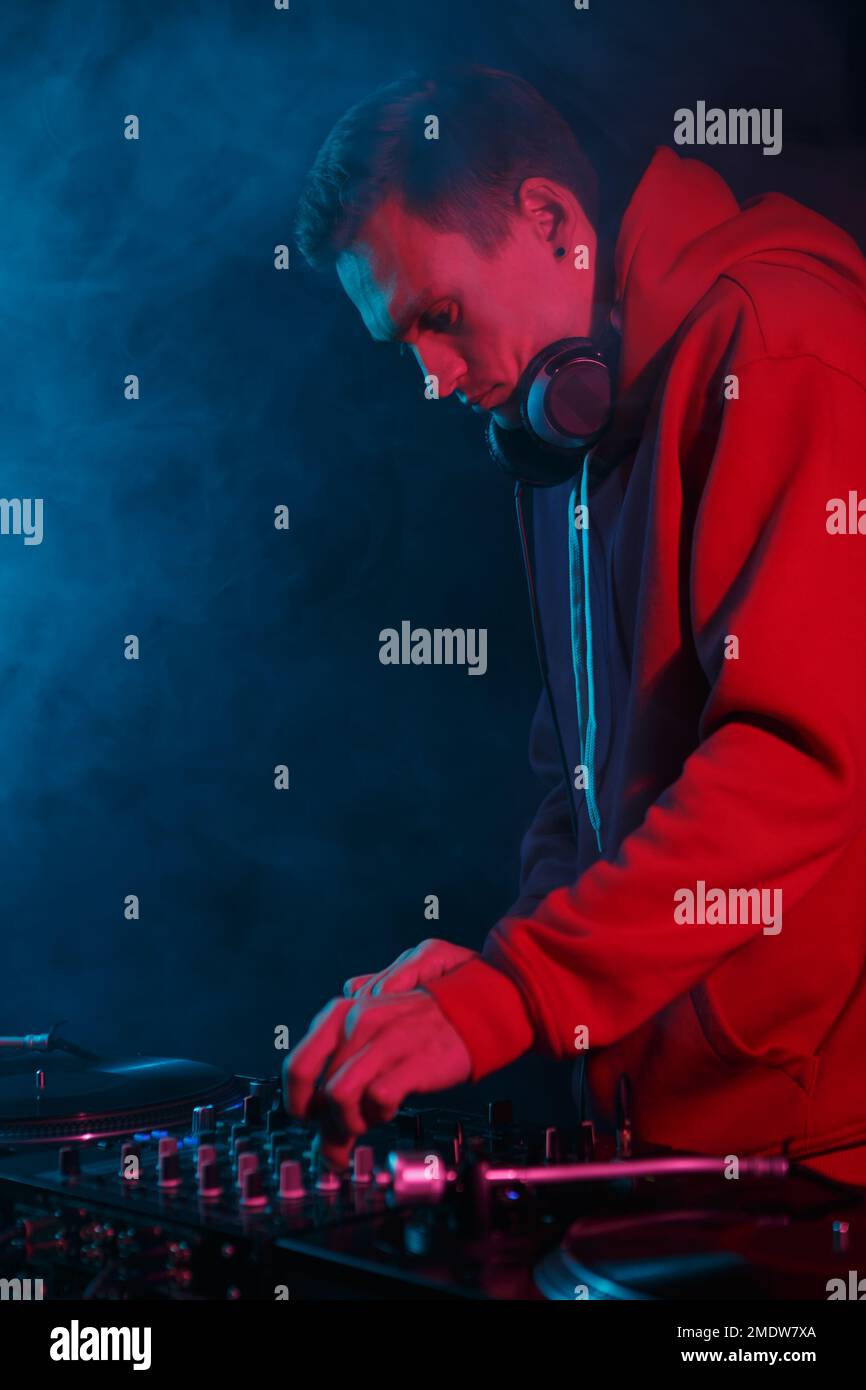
[568,453,603,855]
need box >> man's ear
[515,177,572,249]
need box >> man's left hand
[283,989,472,1170]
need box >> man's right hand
[343,938,478,999]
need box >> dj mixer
[1,1040,864,1301]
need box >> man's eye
[424,303,459,332]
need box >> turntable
[533,1171,866,1300]
[0,1029,242,1144]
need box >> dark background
[2,0,863,1122]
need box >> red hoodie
[425,147,866,1186]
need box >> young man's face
[336,187,593,428]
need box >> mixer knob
[233,1137,254,1165]
[241,1168,268,1208]
[58,1146,80,1180]
[230,1123,250,1152]
[615,1074,633,1159]
[579,1120,596,1161]
[832,1219,851,1254]
[279,1160,305,1201]
[397,1110,424,1143]
[243,1095,263,1128]
[488,1099,513,1129]
[451,1120,465,1165]
[192,1104,215,1137]
[617,1125,633,1160]
[249,1080,275,1109]
[159,1153,181,1187]
[199,1161,222,1198]
[269,1133,291,1166]
[315,1168,341,1194]
[158,1138,181,1188]
[197,1144,217,1180]
[544,1126,563,1162]
[272,1145,294,1174]
[352,1146,374,1185]
[237,1152,259,1188]
[266,1108,288,1134]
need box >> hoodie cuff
[424,956,535,1082]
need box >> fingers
[282,996,352,1119]
[358,1057,423,1123]
[319,1033,411,1143]
[317,1051,423,1169]
[284,991,399,1119]
[371,939,470,995]
[317,1051,448,1170]
[304,994,424,1160]
[288,992,474,1171]
[342,947,415,997]
[319,993,415,1100]
[352,948,415,999]
[343,973,374,997]
[342,940,474,1002]
[314,993,472,1164]
[311,1128,357,1175]
[348,942,437,1000]
[370,959,425,995]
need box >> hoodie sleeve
[426,356,866,1079]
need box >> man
[286,66,866,1184]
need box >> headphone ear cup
[519,337,614,450]
[486,417,581,488]
[525,357,612,447]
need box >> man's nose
[411,342,467,400]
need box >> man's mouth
[468,386,507,411]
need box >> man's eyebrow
[383,292,433,343]
[384,289,455,342]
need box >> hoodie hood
[611,146,866,414]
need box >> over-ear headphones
[486,336,614,487]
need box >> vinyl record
[0,1052,242,1143]
[534,1178,864,1300]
